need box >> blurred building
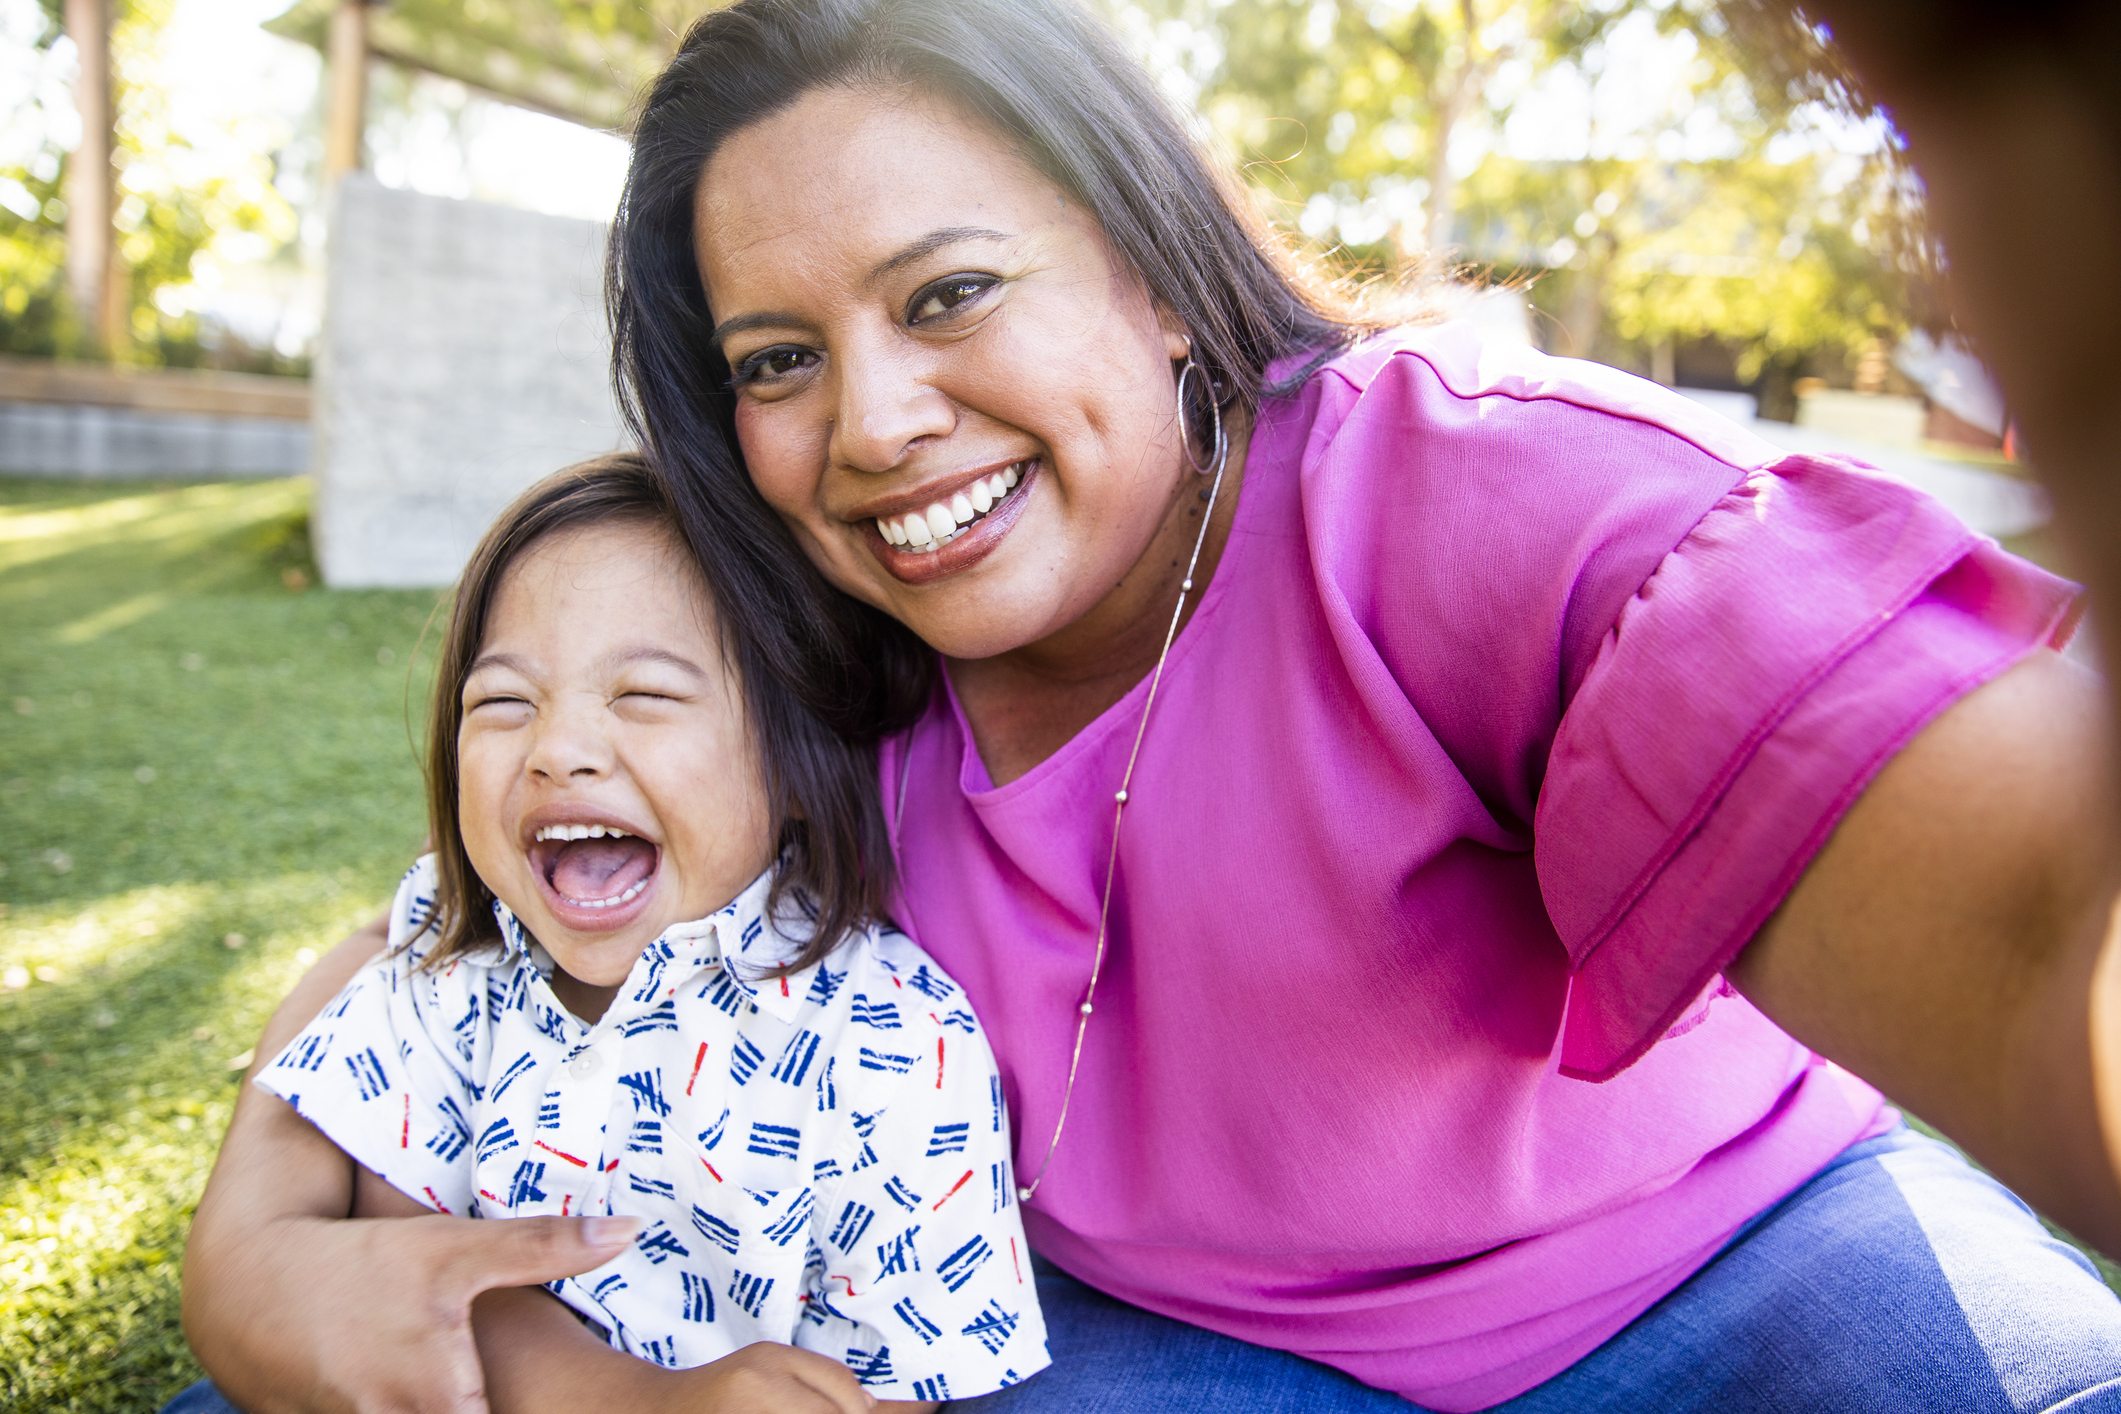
[266,0,712,586]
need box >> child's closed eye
[466,693,533,717]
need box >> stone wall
[313,177,626,588]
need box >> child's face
[456,520,774,990]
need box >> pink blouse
[878,326,2077,1410]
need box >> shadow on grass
[1,477,444,1411]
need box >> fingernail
[583,1216,644,1247]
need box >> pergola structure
[263,0,721,179]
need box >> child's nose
[525,704,614,781]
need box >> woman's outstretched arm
[180,913,641,1414]
[1732,648,2121,1256]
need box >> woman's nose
[831,342,956,473]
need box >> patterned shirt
[258,856,1047,1401]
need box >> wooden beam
[0,356,312,420]
[62,0,118,356]
[323,0,371,181]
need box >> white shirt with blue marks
[257,855,1048,1401]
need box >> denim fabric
[955,1127,2121,1413]
[161,1127,2121,1414]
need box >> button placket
[543,1045,616,1209]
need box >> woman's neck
[945,415,1251,787]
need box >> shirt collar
[490,868,819,1025]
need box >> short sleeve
[1536,453,2078,1079]
[793,976,1049,1401]
[254,857,493,1212]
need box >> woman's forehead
[692,85,1071,288]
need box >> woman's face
[694,85,1193,662]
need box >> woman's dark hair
[420,451,891,974]
[608,0,1371,737]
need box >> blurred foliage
[1120,0,1940,388]
[0,476,440,1410]
[265,0,716,129]
[1,0,306,372]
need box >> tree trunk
[1424,83,1468,264]
[1420,0,1501,272]
[63,0,118,357]
[1560,262,1602,358]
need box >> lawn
[0,475,441,1412]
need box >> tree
[1113,0,1937,396]
[1,0,301,368]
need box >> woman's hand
[181,912,642,1414]
[1732,648,2121,1254]
[472,1285,934,1414]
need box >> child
[257,454,1046,1406]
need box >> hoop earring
[1175,345,1227,477]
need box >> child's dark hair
[421,451,893,973]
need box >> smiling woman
[169,1,2121,1412]
[695,86,1206,655]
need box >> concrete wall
[313,177,626,588]
[0,354,311,478]
[0,402,309,477]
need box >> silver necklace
[1013,349,1230,1204]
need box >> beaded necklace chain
[1012,359,1231,1204]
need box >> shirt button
[567,1049,602,1079]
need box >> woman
[177,0,2121,1409]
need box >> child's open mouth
[529,823,660,922]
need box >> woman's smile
[861,459,1037,584]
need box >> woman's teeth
[877,462,1023,552]
[534,824,631,842]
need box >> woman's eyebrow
[709,309,812,350]
[867,225,1014,284]
[708,226,1015,348]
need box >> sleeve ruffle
[1537,454,2079,1081]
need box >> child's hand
[667,1342,880,1413]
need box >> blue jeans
[165,1126,2121,1413]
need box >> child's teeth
[561,875,650,909]
[534,824,632,842]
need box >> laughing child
[256,454,1046,1408]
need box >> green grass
[0,476,442,1412]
